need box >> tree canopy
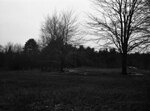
[89,0,150,53]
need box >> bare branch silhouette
[88,0,150,74]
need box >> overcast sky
[0,0,93,46]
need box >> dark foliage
[24,38,39,69]
[0,38,150,71]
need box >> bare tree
[41,11,79,47]
[88,0,150,74]
[41,11,79,71]
[4,43,23,53]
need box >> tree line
[0,40,149,71]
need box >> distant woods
[0,8,150,72]
[0,40,150,71]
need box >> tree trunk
[121,52,127,75]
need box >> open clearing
[0,68,150,111]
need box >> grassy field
[0,68,150,111]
